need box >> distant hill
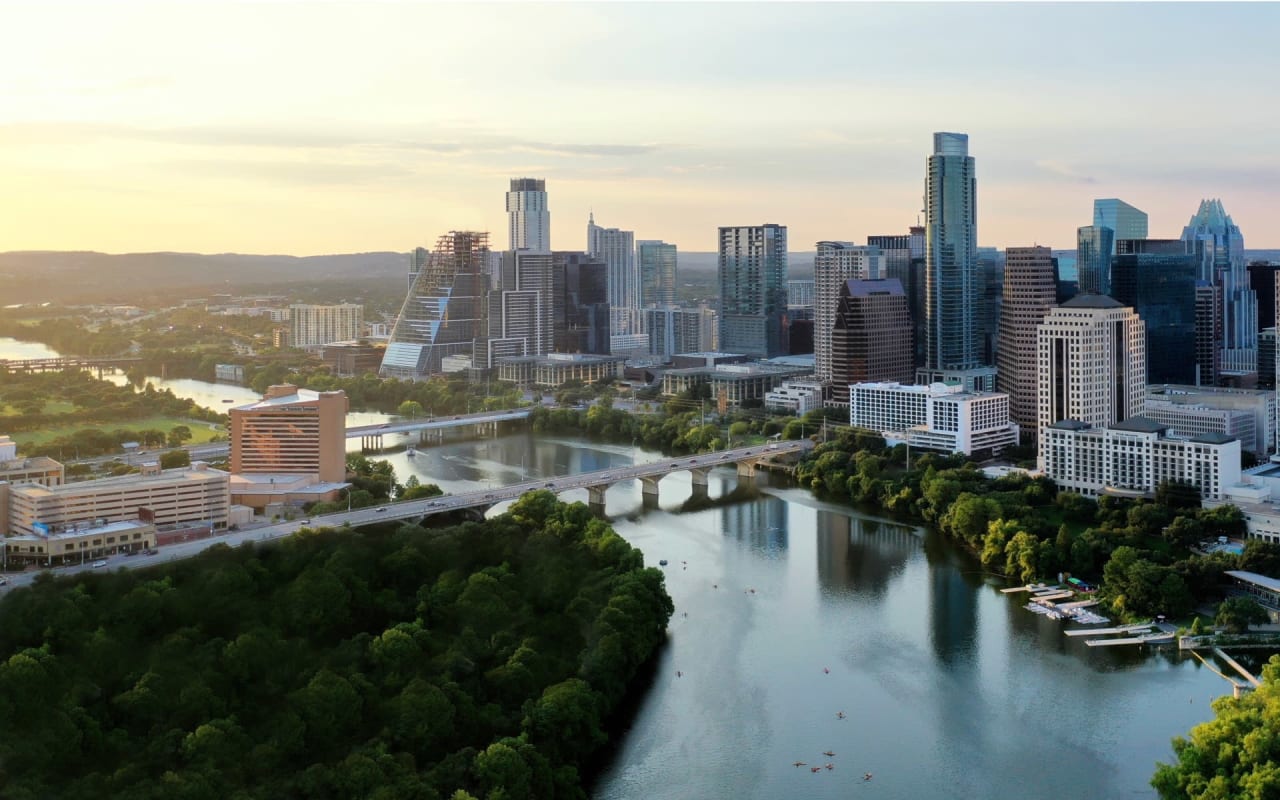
[0,251,407,304]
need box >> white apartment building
[1040,417,1240,501]
[506,178,551,252]
[289,304,364,349]
[849,381,1019,457]
[1037,294,1146,445]
[764,380,824,415]
[814,242,885,382]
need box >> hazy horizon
[3,3,1278,254]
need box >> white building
[645,306,717,358]
[1037,294,1146,445]
[610,333,650,358]
[1040,417,1241,501]
[849,381,1019,457]
[289,304,364,349]
[814,242,885,383]
[764,379,824,415]
[1145,384,1276,456]
[506,178,550,252]
[587,214,638,333]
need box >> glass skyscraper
[636,240,677,307]
[1078,199,1146,296]
[924,132,980,371]
[1183,198,1255,381]
[1093,198,1148,241]
[1111,239,1198,385]
[718,224,789,359]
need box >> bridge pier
[587,483,614,506]
[736,458,763,479]
[639,476,662,498]
[689,466,711,488]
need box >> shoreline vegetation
[0,492,673,800]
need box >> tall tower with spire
[1183,198,1255,383]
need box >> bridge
[346,408,534,449]
[0,355,143,375]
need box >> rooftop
[1225,570,1280,594]
[1109,416,1171,434]
[1060,293,1125,309]
[12,464,228,496]
[1047,419,1093,431]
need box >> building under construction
[379,231,492,379]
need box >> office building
[1111,239,1198,385]
[976,246,1004,365]
[290,304,363,349]
[1077,199,1147,296]
[495,352,627,388]
[1146,384,1276,456]
[553,251,611,355]
[645,306,717,359]
[923,132,980,372]
[485,250,558,366]
[1196,281,1222,386]
[849,381,1019,457]
[610,333,650,358]
[381,231,491,379]
[321,341,385,377]
[1041,417,1240,501]
[1247,261,1280,330]
[0,436,63,488]
[230,384,348,483]
[637,240,677,307]
[718,224,789,359]
[764,380,825,415]
[829,279,913,405]
[1260,328,1277,390]
[1184,199,1255,381]
[506,178,550,252]
[587,214,638,334]
[1094,198,1149,240]
[661,362,811,408]
[868,227,927,367]
[787,279,816,309]
[996,246,1057,442]
[1037,295,1145,440]
[814,242,885,383]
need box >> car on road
[689,459,698,464]
[375,507,387,513]
[545,483,554,488]
[92,560,108,568]
[453,415,461,420]
[299,519,310,525]
[0,577,8,586]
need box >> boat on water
[659,559,669,566]
[406,446,417,457]
[221,399,234,403]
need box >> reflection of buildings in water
[815,510,921,598]
[924,533,980,666]
[720,496,788,552]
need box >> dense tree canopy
[0,493,672,799]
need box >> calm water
[0,337,1228,796]
[388,433,1224,800]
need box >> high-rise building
[289,304,363,349]
[636,240,677,307]
[587,214,638,334]
[923,132,980,372]
[814,242,885,383]
[718,224,789,359]
[1196,281,1222,387]
[1247,261,1280,330]
[1037,294,1146,442]
[995,246,1057,442]
[1077,199,1147,296]
[787,279,816,309]
[976,246,1004,365]
[830,279,913,405]
[1093,198,1148,240]
[645,306,717,358]
[506,178,550,252]
[381,232,491,379]
[486,250,557,365]
[869,227,927,367]
[1184,199,1255,382]
[553,251,611,355]
[1111,239,1198,385]
[1259,328,1277,390]
[230,384,348,484]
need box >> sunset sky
[2,2,1278,255]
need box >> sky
[2,1,1279,256]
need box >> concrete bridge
[346,408,534,449]
[0,355,143,376]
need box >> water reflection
[816,510,920,599]
[924,532,981,666]
[721,494,788,554]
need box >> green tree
[397,400,425,418]
[166,425,193,448]
[160,449,192,470]
[1215,596,1270,633]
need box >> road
[0,441,811,593]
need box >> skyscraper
[995,247,1057,442]
[1078,199,1146,296]
[1037,294,1146,439]
[1111,239,1198,385]
[923,132,980,372]
[1183,198,1255,382]
[830,279,913,405]
[381,231,491,378]
[814,242,885,383]
[718,224,789,359]
[553,251,611,355]
[1093,198,1148,240]
[868,227,927,367]
[636,240,677,307]
[506,178,550,252]
[1247,261,1280,330]
[289,304,364,349]
[485,250,557,366]
[645,306,717,358]
[587,214,639,334]
[1196,281,1222,386]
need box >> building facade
[636,240,677,308]
[486,250,558,365]
[1146,384,1276,456]
[718,224,789,359]
[1037,294,1146,440]
[290,304,364,349]
[587,214,638,335]
[230,384,348,483]
[829,279,913,406]
[496,353,627,388]
[869,227,927,367]
[1040,417,1240,501]
[764,379,825,415]
[1111,239,1198,385]
[506,178,550,252]
[924,132,980,372]
[554,251,611,355]
[661,363,810,409]
[1184,199,1255,381]
[814,242,885,383]
[849,381,1019,457]
[645,306,717,359]
[996,246,1057,442]
[1196,281,1223,386]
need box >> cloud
[1035,159,1098,184]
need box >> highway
[0,440,811,593]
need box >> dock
[1064,623,1153,637]
[1030,591,1074,603]
[1057,599,1099,611]
[1001,583,1057,595]
[1085,637,1146,647]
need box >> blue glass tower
[1111,239,1197,385]
[924,132,979,371]
[1182,199,1255,382]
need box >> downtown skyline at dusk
[2,2,1279,255]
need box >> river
[0,336,1229,796]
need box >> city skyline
[2,3,1279,255]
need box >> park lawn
[0,400,78,417]
[8,416,224,447]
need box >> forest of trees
[0,492,673,799]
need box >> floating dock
[1064,623,1153,637]
[1001,583,1057,595]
